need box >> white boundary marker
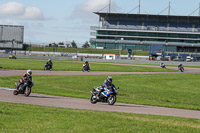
[0,87,15,91]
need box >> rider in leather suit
[16,69,32,91]
[97,76,113,98]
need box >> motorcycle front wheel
[181,68,184,72]
[107,95,116,105]
[90,95,97,104]
[24,86,31,97]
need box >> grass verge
[0,102,199,133]
[0,58,177,72]
[0,74,199,110]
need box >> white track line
[0,87,15,91]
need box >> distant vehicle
[173,56,184,61]
[9,55,16,59]
[186,56,194,62]
[161,56,170,61]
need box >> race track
[0,89,200,119]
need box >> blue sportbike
[90,84,119,105]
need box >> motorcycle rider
[46,59,53,70]
[160,62,165,68]
[83,61,90,71]
[85,61,89,66]
[97,76,113,98]
[178,63,184,71]
[178,63,183,68]
[16,69,32,91]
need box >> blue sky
[0,0,199,47]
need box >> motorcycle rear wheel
[90,95,97,104]
[107,95,116,105]
[13,90,18,95]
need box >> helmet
[27,69,32,76]
[48,59,51,62]
[107,76,113,83]
[85,61,88,64]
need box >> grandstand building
[0,25,24,50]
[90,12,200,53]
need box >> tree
[52,43,58,47]
[71,40,77,48]
[82,41,90,48]
[58,42,64,45]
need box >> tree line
[48,41,90,48]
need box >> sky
[0,0,200,47]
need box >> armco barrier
[0,53,200,66]
[0,54,75,61]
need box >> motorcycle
[90,84,119,105]
[161,65,166,69]
[13,80,34,97]
[82,64,90,72]
[178,66,184,72]
[160,63,166,69]
[44,63,52,71]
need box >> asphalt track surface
[0,89,200,119]
[0,66,200,119]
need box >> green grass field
[0,74,199,110]
[0,102,199,133]
[0,57,199,132]
[0,58,177,72]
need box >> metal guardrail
[1,53,200,66]
[0,54,75,60]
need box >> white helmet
[27,69,32,76]
[107,76,113,83]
